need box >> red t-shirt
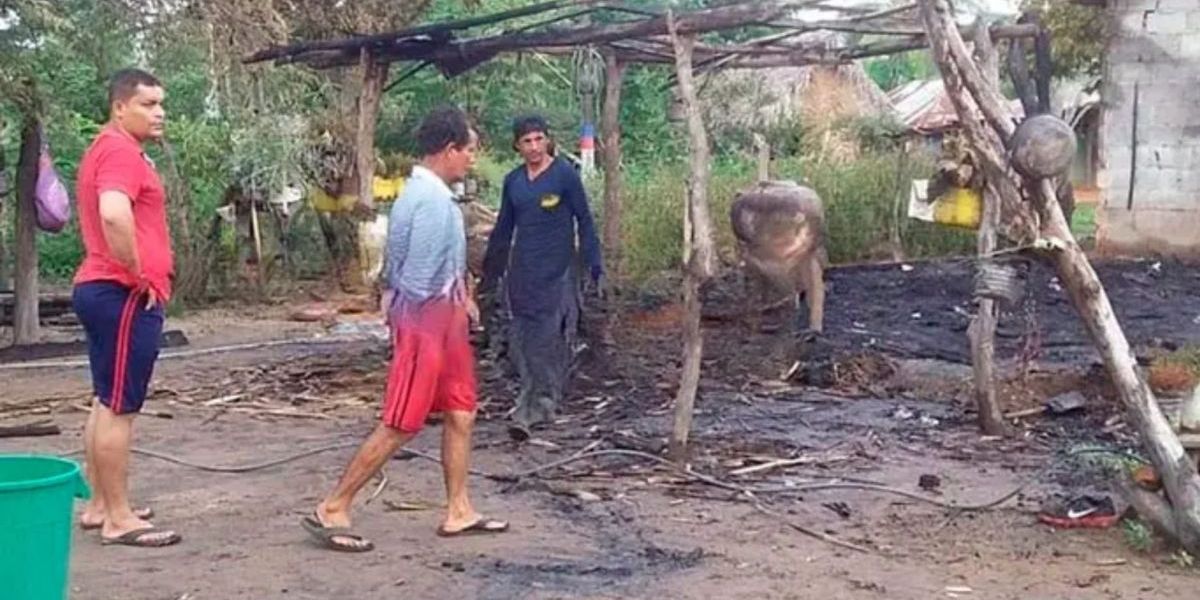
[73,125,174,301]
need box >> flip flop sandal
[301,514,375,553]
[80,506,155,530]
[436,517,509,538]
[100,526,182,548]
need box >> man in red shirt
[72,68,180,547]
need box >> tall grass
[616,149,975,283]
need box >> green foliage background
[0,0,1104,298]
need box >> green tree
[864,50,938,91]
[1030,0,1108,79]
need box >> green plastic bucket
[0,454,91,600]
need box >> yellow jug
[308,187,358,213]
[372,176,404,203]
[308,177,406,213]
[931,186,982,230]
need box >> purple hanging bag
[34,131,71,233]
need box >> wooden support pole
[250,200,264,291]
[968,21,1007,436]
[667,16,715,463]
[1034,177,1200,552]
[919,0,1200,552]
[12,118,41,345]
[1031,17,1053,115]
[580,93,597,178]
[969,186,1007,435]
[600,51,627,281]
[354,49,389,214]
[753,133,770,182]
[1005,35,1038,117]
[1114,474,1181,539]
[888,139,909,262]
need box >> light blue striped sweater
[383,166,467,311]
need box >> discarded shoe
[1038,495,1119,529]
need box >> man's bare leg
[92,403,175,543]
[80,399,151,528]
[79,399,105,525]
[439,410,481,531]
[315,423,414,548]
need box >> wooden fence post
[667,16,716,462]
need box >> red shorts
[381,300,477,433]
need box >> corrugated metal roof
[888,79,1025,135]
[888,79,943,132]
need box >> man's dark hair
[417,106,474,157]
[512,114,549,143]
[107,68,163,106]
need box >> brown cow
[730,180,827,335]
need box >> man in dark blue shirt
[482,115,603,440]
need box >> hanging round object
[1010,114,1077,180]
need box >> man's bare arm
[100,190,158,306]
[98,190,141,276]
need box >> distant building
[1097,0,1200,256]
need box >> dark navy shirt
[483,157,603,316]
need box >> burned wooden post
[667,16,716,462]
[600,50,627,281]
[919,0,1200,552]
[12,117,41,345]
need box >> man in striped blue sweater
[302,106,508,552]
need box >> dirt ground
[4,258,1200,599]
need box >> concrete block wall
[1098,0,1200,257]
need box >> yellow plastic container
[308,188,357,213]
[308,177,406,213]
[372,176,403,201]
[932,186,982,230]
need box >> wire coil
[974,260,1024,307]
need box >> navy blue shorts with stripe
[73,281,164,415]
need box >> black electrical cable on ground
[57,443,1146,512]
